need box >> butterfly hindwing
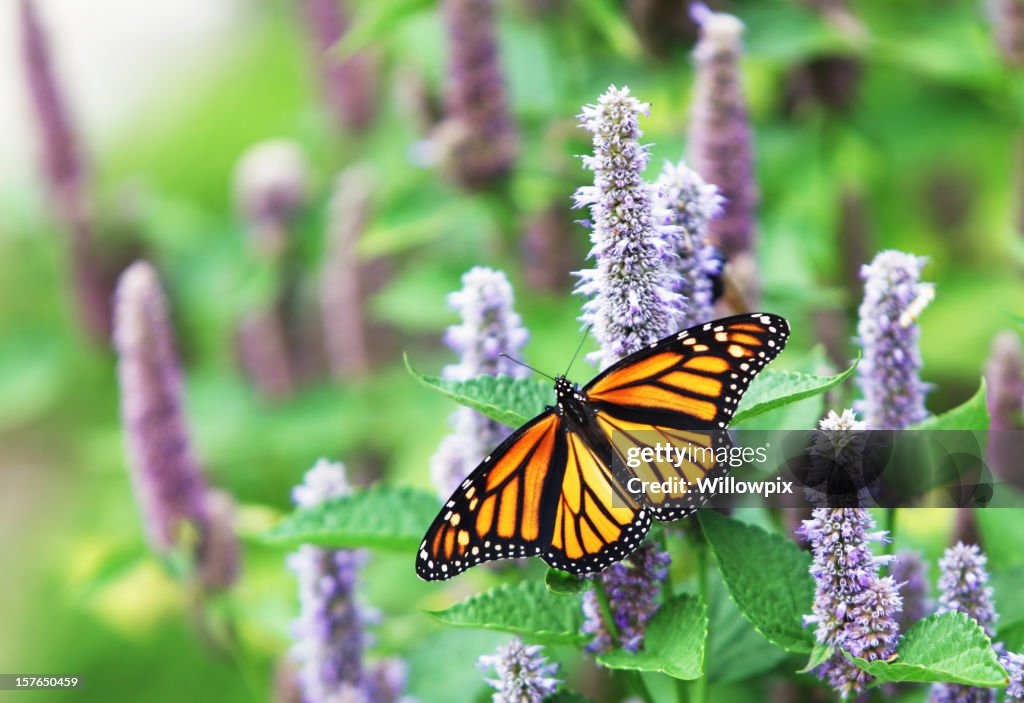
[586,313,790,520]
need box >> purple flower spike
[856,250,933,430]
[439,0,518,189]
[288,459,408,703]
[989,0,1024,67]
[985,332,1024,490]
[890,551,931,631]
[1003,651,1024,703]
[687,5,757,261]
[300,0,377,132]
[653,160,724,329]
[114,262,210,554]
[430,267,529,498]
[581,542,671,653]
[477,637,560,703]
[799,507,901,698]
[234,140,310,261]
[574,86,683,369]
[929,543,999,703]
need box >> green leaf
[844,612,1007,687]
[798,642,834,674]
[732,355,860,425]
[256,485,440,550]
[424,581,586,646]
[597,594,708,680]
[545,568,592,596]
[405,355,553,428]
[705,570,789,683]
[909,381,989,432]
[700,511,816,653]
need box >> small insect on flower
[416,312,789,581]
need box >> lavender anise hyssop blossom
[574,85,682,369]
[930,542,999,703]
[300,0,377,132]
[856,250,933,430]
[20,0,110,340]
[653,159,724,329]
[581,543,671,653]
[800,506,902,698]
[1003,652,1024,703]
[288,459,407,703]
[438,0,517,189]
[890,551,930,631]
[429,267,528,498]
[114,261,211,555]
[477,637,560,703]
[687,4,757,262]
[984,332,1024,490]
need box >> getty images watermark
[621,441,793,498]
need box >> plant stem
[885,507,896,559]
[687,525,709,703]
[593,579,621,644]
[624,671,657,703]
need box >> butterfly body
[417,313,789,581]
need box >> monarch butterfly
[416,312,789,581]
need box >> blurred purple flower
[582,542,671,653]
[477,637,560,703]
[321,166,375,379]
[20,0,110,340]
[574,85,682,369]
[856,250,933,430]
[300,0,377,132]
[439,0,517,189]
[288,459,407,703]
[234,140,311,261]
[430,267,528,498]
[653,159,724,329]
[985,332,1024,490]
[929,543,999,703]
[988,0,1024,67]
[799,507,901,698]
[1003,651,1024,703]
[890,551,930,631]
[114,261,210,555]
[687,4,757,261]
[198,488,241,592]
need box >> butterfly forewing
[587,313,790,520]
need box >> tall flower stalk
[429,267,529,498]
[477,637,560,703]
[574,85,681,369]
[687,4,757,264]
[581,542,671,653]
[114,262,238,592]
[321,166,375,378]
[799,505,902,697]
[288,459,407,703]
[20,0,110,340]
[929,543,998,703]
[439,0,517,189]
[856,250,933,430]
[300,0,377,133]
[890,551,930,632]
[233,140,311,400]
[985,332,1024,490]
[653,159,724,329]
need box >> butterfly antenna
[564,326,592,378]
[498,353,556,382]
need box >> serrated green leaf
[844,612,1007,687]
[798,642,834,674]
[545,568,592,595]
[597,594,707,680]
[909,381,989,432]
[256,485,440,550]
[425,581,586,646]
[705,570,789,683]
[732,355,859,424]
[700,511,815,653]
[405,355,552,428]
